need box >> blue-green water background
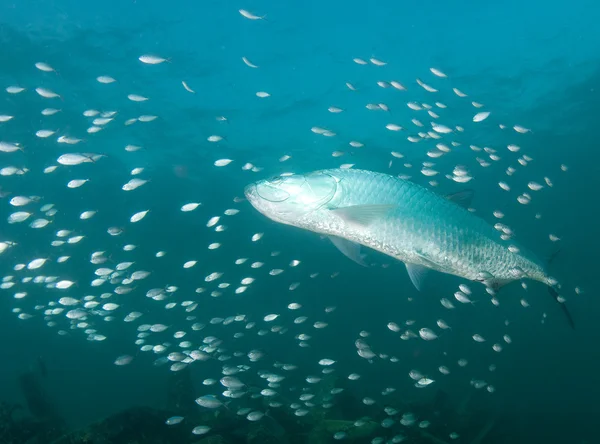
[1,0,600,442]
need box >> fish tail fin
[543,249,574,329]
[548,286,575,330]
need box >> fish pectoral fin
[405,262,430,292]
[445,189,474,209]
[330,204,395,227]
[328,236,368,267]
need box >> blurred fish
[37,356,47,378]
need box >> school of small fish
[0,6,584,444]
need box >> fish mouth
[244,183,257,200]
[244,183,261,208]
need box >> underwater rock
[0,400,64,444]
[325,419,379,437]
[246,422,289,444]
[192,435,231,444]
[308,418,379,443]
[252,406,303,443]
[166,366,197,416]
[420,430,453,444]
[328,385,370,421]
[50,406,187,444]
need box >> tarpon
[245,169,574,328]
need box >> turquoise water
[1,1,599,443]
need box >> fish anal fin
[331,204,395,227]
[328,236,368,267]
[483,279,510,291]
[405,263,430,291]
[445,189,474,209]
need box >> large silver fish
[245,168,574,327]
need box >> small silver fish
[195,395,224,409]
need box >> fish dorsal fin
[328,236,368,267]
[405,263,429,291]
[445,190,474,209]
[331,204,395,227]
